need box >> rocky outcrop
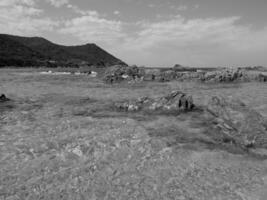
[206,96,267,148]
[115,91,194,113]
[256,73,267,82]
[200,68,267,83]
[201,68,249,83]
[104,65,267,84]
[103,65,144,83]
[0,94,10,102]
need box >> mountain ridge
[0,34,125,67]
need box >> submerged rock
[206,96,267,148]
[0,94,10,102]
[115,91,195,113]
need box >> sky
[0,0,267,67]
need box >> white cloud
[57,12,267,67]
[0,0,58,35]
[111,16,267,67]
[45,0,68,8]
[59,13,126,46]
[0,0,35,6]
[194,4,200,9]
[67,4,99,16]
[148,4,156,8]
[177,5,187,11]
[171,5,188,11]
[114,10,120,15]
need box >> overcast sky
[0,0,267,67]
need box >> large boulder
[115,91,194,113]
[206,96,267,148]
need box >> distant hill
[0,34,125,67]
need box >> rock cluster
[115,91,194,113]
[206,96,267,148]
[143,70,204,82]
[103,65,144,83]
[104,65,267,84]
[0,94,10,102]
[201,68,248,83]
[201,68,267,83]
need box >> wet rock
[206,96,267,148]
[115,91,195,113]
[0,94,10,102]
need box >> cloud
[57,11,267,67]
[45,0,69,8]
[59,13,126,46]
[114,10,120,15]
[194,4,200,9]
[0,0,35,6]
[0,0,58,35]
[67,4,99,16]
[112,16,267,67]
[170,5,188,11]
[148,4,156,8]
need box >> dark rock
[206,96,267,148]
[0,94,10,102]
[115,91,195,113]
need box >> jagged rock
[201,68,249,83]
[103,65,144,83]
[0,94,10,102]
[200,68,267,83]
[115,91,194,113]
[206,96,267,148]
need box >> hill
[0,34,125,67]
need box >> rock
[201,68,249,83]
[206,96,267,148]
[200,68,267,83]
[115,91,195,113]
[257,73,267,82]
[0,94,10,102]
[103,65,144,84]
